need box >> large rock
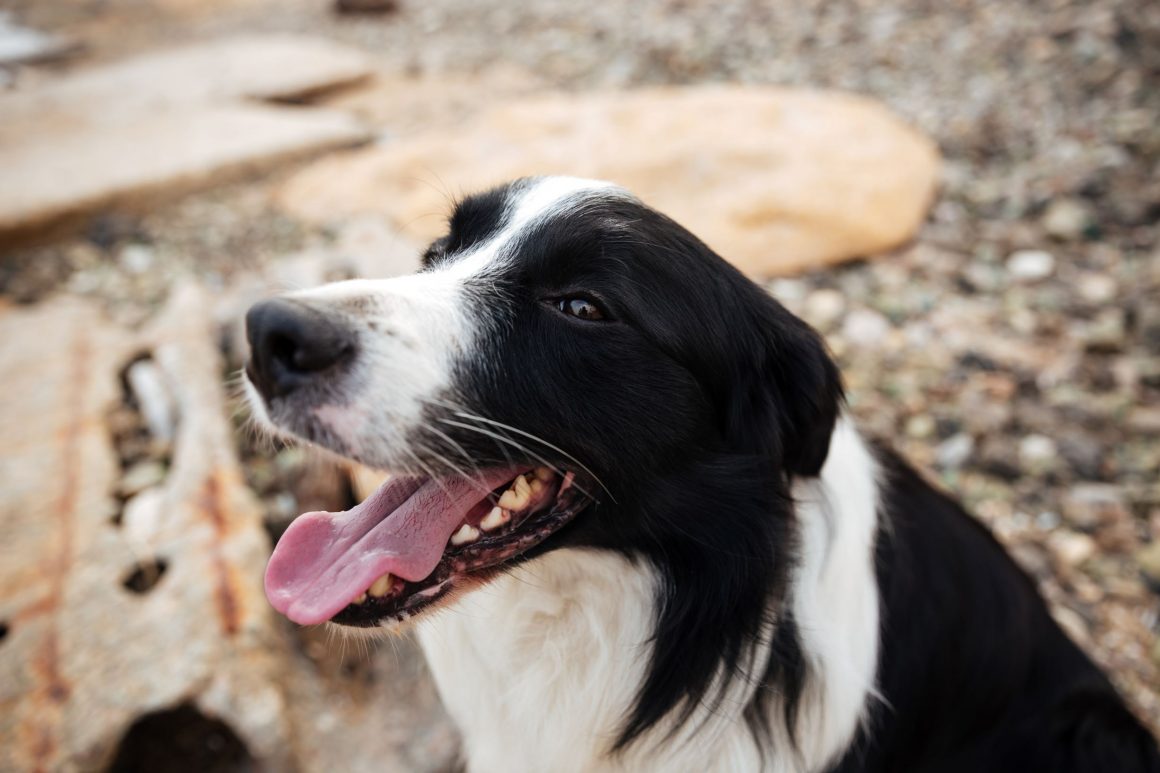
[279,86,941,275]
[0,289,453,771]
[0,35,373,243]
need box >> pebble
[1006,249,1056,282]
[1136,542,1160,587]
[1075,272,1117,304]
[904,414,936,439]
[1080,309,1126,352]
[119,244,155,274]
[1062,483,1127,529]
[119,461,167,498]
[1018,434,1059,473]
[802,288,846,330]
[1041,197,1092,241]
[126,359,176,444]
[936,432,974,469]
[333,0,399,13]
[840,307,891,348]
[1048,530,1097,567]
[1052,605,1092,647]
[1127,407,1160,434]
[121,487,166,545]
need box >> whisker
[414,438,493,498]
[437,418,602,504]
[436,407,614,503]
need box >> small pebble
[936,433,974,469]
[1018,434,1058,473]
[1136,542,1160,587]
[1048,530,1097,567]
[905,414,936,439]
[1041,197,1092,241]
[126,359,176,444]
[1075,272,1117,304]
[119,461,167,498]
[119,244,155,274]
[840,308,891,348]
[1006,249,1056,282]
[1080,309,1126,352]
[803,288,846,330]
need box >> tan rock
[279,86,941,276]
[0,106,366,239]
[0,36,373,243]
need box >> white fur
[250,177,625,469]
[419,418,881,773]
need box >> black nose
[245,298,356,399]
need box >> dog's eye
[555,298,605,322]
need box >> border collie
[243,176,1159,772]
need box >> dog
[243,176,1159,772]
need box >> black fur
[414,179,1158,770]
[831,452,1160,772]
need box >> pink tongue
[265,468,521,625]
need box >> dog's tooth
[480,506,510,531]
[353,592,367,605]
[450,523,480,546]
[534,466,554,482]
[499,475,532,510]
[368,573,394,598]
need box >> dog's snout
[245,298,355,398]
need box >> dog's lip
[330,471,592,628]
[264,467,525,626]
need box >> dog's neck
[417,418,881,773]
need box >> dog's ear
[722,297,843,478]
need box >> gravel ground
[4,0,1158,733]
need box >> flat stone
[280,86,941,276]
[0,12,81,66]
[0,36,373,241]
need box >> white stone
[841,308,891,347]
[936,433,974,469]
[1018,434,1058,468]
[1006,249,1056,282]
[803,288,847,330]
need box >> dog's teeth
[353,592,367,605]
[530,477,546,495]
[450,523,480,546]
[534,466,554,482]
[480,506,510,531]
[498,475,532,510]
[368,573,394,598]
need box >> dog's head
[245,175,841,739]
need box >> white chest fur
[417,420,881,773]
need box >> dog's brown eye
[556,298,605,321]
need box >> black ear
[722,296,843,478]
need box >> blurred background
[1,0,1157,770]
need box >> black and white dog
[244,176,1158,772]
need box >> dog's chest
[416,551,657,772]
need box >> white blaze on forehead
[444,175,628,281]
[270,176,626,467]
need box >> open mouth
[264,466,592,627]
